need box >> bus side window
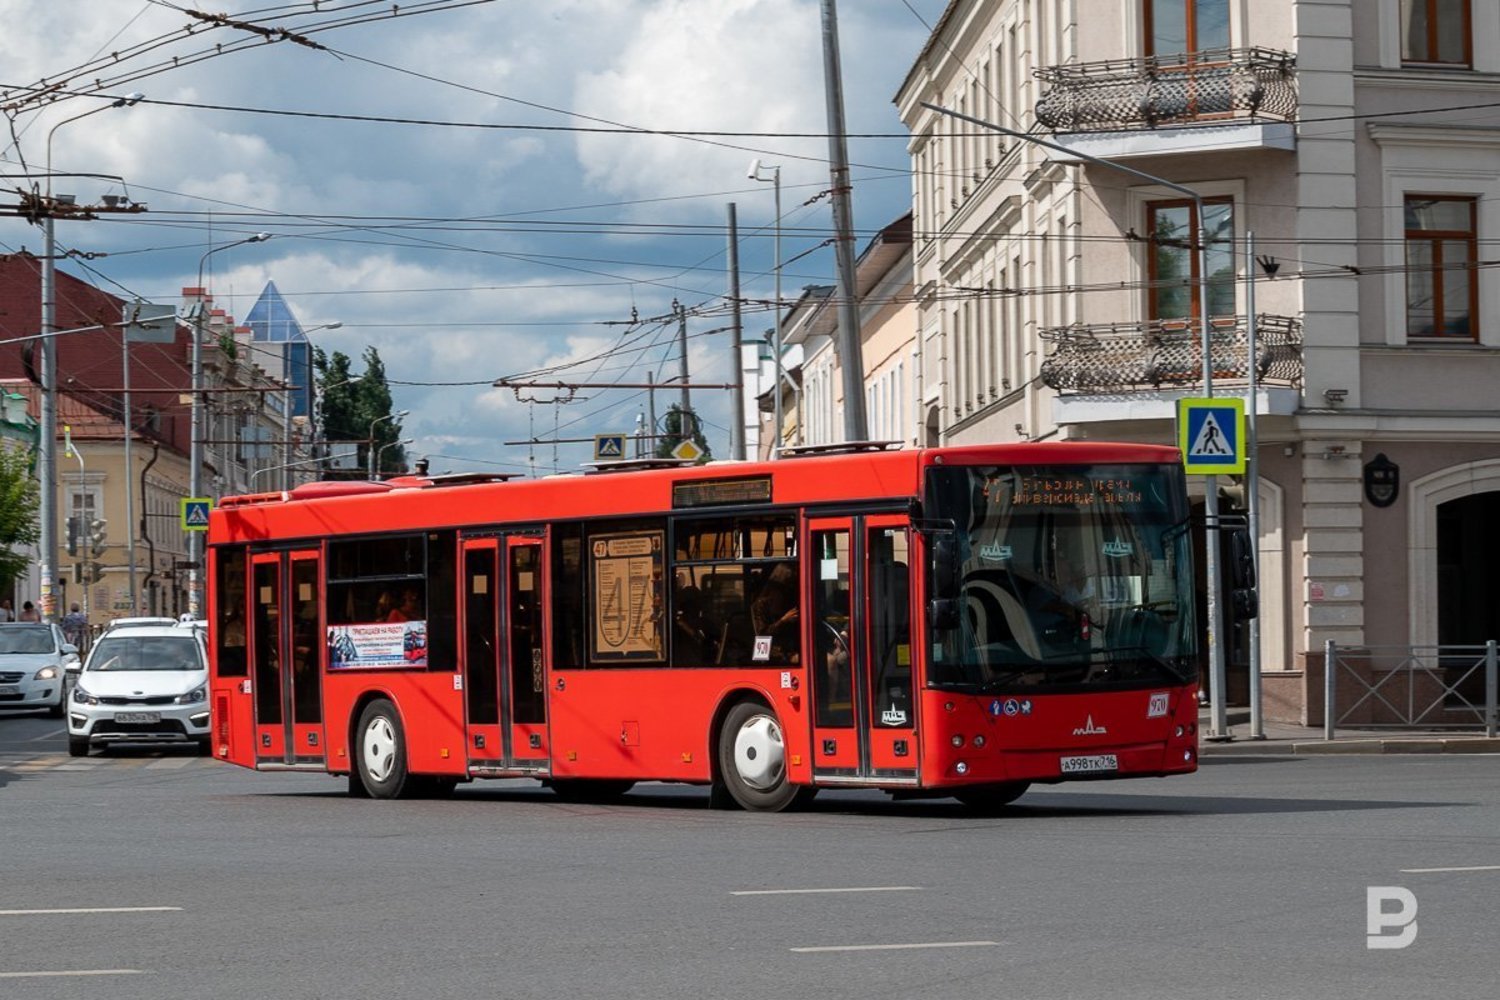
[215,546,249,677]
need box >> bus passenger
[387,587,422,623]
[750,562,799,664]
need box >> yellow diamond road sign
[671,439,704,462]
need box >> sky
[0,0,948,476]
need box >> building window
[1147,197,1235,323]
[1145,0,1230,56]
[1401,0,1471,66]
[1405,195,1478,340]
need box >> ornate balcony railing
[1039,314,1302,394]
[1034,48,1297,133]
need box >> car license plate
[115,712,161,724]
[1060,753,1118,775]
[0,685,18,695]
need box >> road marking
[28,728,66,742]
[0,907,183,916]
[732,886,922,896]
[0,969,149,979]
[1400,865,1500,874]
[144,757,193,770]
[791,941,1000,954]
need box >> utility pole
[727,203,746,460]
[674,300,692,417]
[820,0,869,442]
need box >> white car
[0,623,77,718]
[67,622,209,756]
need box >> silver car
[0,623,77,718]
[67,622,209,756]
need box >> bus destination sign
[672,475,773,509]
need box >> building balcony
[1035,48,1297,134]
[1039,314,1303,395]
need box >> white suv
[67,622,209,756]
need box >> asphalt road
[2,711,1496,1000]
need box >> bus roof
[210,441,1181,544]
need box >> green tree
[0,444,41,590]
[314,346,406,480]
[653,405,711,463]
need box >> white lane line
[0,907,183,916]
[144,758,192,770]
[792,941,1000,954]
[0,970,149,978]
[1400,865,1500,874]
[732,886,922,896]
[28,729,66,742]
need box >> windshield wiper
[1106,644,1194,683]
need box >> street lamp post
[919,101,1231,740]
[189,233,271,617]
[282,321,341,489]
[367,410,409,481]
[374,438,414,479]
[748,159,782,457]
[36,92,144,622]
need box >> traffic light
[88,562,104,584]
[66,516,80,557]
[72,562,86,585]
[88,519,107,558]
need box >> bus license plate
[1060,753,1118,775]
[116,712,161,724]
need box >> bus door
[249,549,325,766]
[806,515,918,784]
[461,535,549,771]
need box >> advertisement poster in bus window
[327,621,428,669]
[590,531,664,662]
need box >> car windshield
[0,626,56,654]
[925,462,1197,693]
[87,635,203,672]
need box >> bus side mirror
[929,533,960,629]
[1228,527,1258,621]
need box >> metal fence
[1323,641,1498,740]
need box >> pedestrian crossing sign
[181,497,213,532]
[1177,398,1246,475]
[593,434,627,461]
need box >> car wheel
[954,781,1031,814]
[67,737,90,758]
[354,699,411,799]
[195,739,213,757]
[47,697,64,719]
[716,700,810,812]
[549,779,635,803]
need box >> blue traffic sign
[1177,398,1246,475]
[593,434,627,461]
[181,497,213,532]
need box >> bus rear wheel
[954,781,1030,814]
[717,701,807,812]
[549,779,636,803]
[354,699,411,799]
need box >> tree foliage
[0,444,41,589]
[313,346,406,479]
[653,405,711,463]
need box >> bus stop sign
[1177,398,1246,475]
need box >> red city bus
[207,441,1206,812]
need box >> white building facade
[896,0,1500,719]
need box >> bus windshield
[925,463,1197,693]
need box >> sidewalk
[1195,708,1500,756]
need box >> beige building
[893,0,1500,719]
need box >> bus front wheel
[355,699,411,799]
[717,701,807,812]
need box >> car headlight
[34,665,59,681]
[72,684,99,706]
[176,686,207,705]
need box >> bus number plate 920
[1060,754,1118,774]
